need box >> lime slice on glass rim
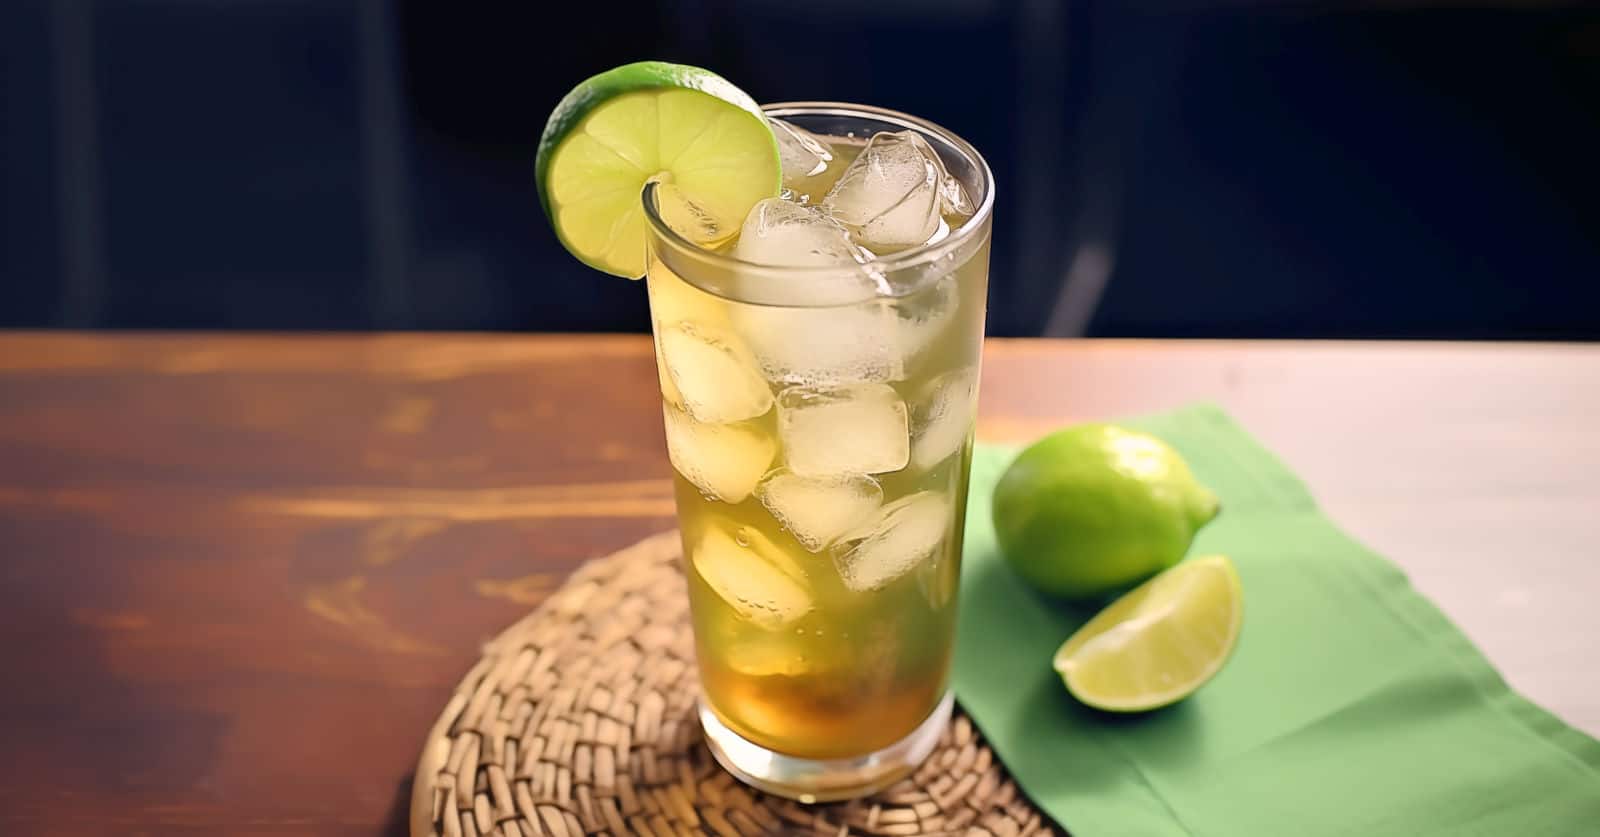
[536,61,781,279]
[1053,554,1243,712]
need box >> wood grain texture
[0,332,1595,834]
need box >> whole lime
[992,424,1220,600]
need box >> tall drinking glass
[642,103,994,801]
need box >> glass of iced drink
[642,103,993,801]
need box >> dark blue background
[4,1,1597,338]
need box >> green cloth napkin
[956,404,1600,836]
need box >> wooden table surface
[1,333,1596,835]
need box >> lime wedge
[1053,554,1242,712]
[536,61,781,278]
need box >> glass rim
[641,100,995,286]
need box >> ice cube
[823,131,975,250]
[658,322,773,423]
[661,403,776,503]
[757,469,884,552]
[938,164,976,219]
[768,117,832,191]
[734,302,904,386]
[832,491,951,592]
[895,277,959,364]
[692,523,812,629]
[731,196,885,305]
[823,132,939,249]
[733,198,866,269]
[728,199,909,387]
[653,334,684,408]
[910,367,979,471]
[708,605,814,677]
[724,631,814,678]
[777,384,909,478]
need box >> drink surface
[648,116,989,759]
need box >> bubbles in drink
[777,384,910,478]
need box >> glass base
[699,690,954,803]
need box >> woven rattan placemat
[410,531,1056,837]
